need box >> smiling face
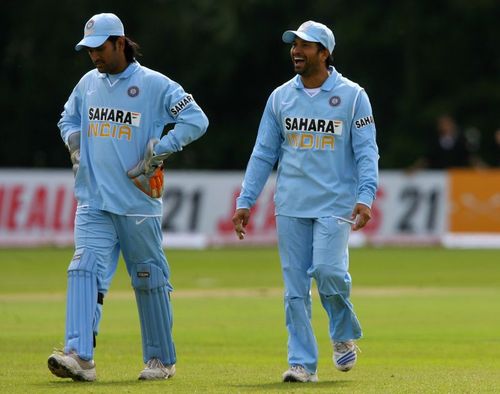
[86,37,128,74]
[290,37,329,78]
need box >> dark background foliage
[1,0,498,169]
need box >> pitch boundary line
[1,286,499,302]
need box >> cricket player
[47,13,208,381]
[232,21,379,382]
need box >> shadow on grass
[41,379,352,391]
[42,379,155,389]
[233,379,352,391]
[45,379,138,385]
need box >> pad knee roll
[131,261,176,365]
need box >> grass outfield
[1,247,499,393]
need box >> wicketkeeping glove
[67,132,81,176]
[127,139,171,198]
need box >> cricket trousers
[276,215,362,374]
[64,205,175,364]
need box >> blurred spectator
[408,113,475,171]
[464,126,488,168]
[490,128,500,167]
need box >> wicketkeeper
[48,13,208,382]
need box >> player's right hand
[67,132,81,177]
[70,149,80,176]
[232,208,250,240]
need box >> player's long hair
[317,43,334,67]
[108,36,142,62]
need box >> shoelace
[290,365,306,374]
[334,341,361,353]
[146,358,166,369]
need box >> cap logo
[85,19,94,31]
[84,20,95,36]
[329,96,341,106]
[128,86,140,97]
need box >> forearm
[356,150,379,207]
[351,90,379,207]
[237,154,275,209]
[155,112,209,155]
[237,93,281,209]
[58,85,83,145]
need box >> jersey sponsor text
[170,94,194,116]
[354,115,374,129]
[284,117,343,135]
[88,107,141,127]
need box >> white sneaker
[138,358,176,380]
[333,340,358,372]
[47,350,96,381]
[282,365,318,382]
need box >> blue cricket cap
[282,21,335,54]
[75,13,125,51]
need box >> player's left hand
[127,139,170,198]
[128,166,165,198]
[350,203,372,231]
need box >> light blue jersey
[58,61,208,216]
[237,66,378,218]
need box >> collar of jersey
[97,61,140,80]
[292,66,338,91]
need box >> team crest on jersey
[127,86,140,97]
[354,115,375,129]
[88,107,141,127]
[170,94,194,116]
[329,96,341,106]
